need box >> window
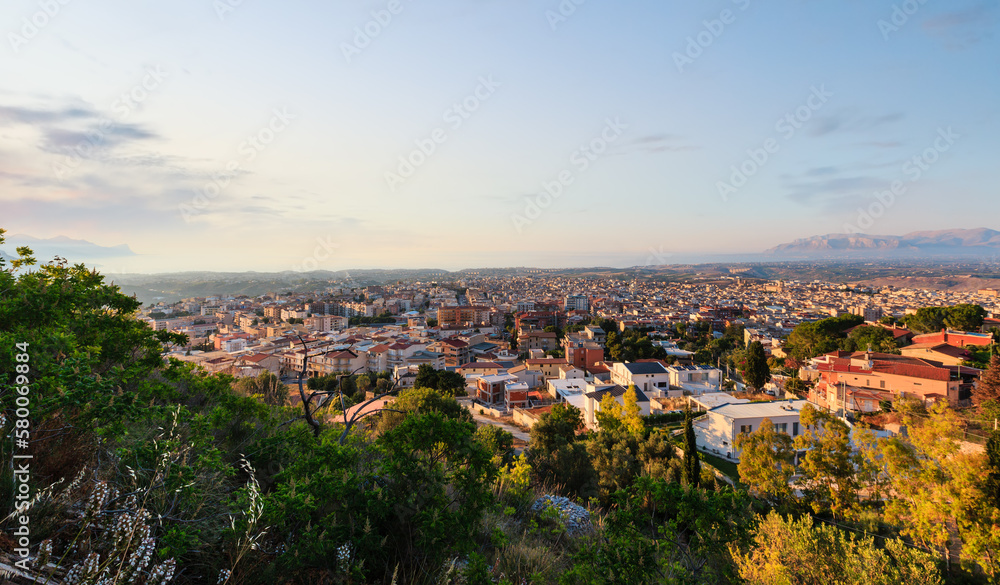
[775,423,788,434]
[740,424,752,434]
[880,380,885,389]
[792,422,799,436]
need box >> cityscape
[4,0,1000,583]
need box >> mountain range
[765,228,1000,258]
[1,234,136,263]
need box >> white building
[610,362,670,395]
[693,399,809,462]
[667,365,722,395]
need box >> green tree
[734,511,943,585]
[904,307,949,334]
[526,404,596,497]
[377,386,471,433]
[234,371,289,406]
[268,412,496,583]
[474,424,514,466]
[785,314,864,360]
[841,325,900,354]
[944,303,987,332]
[743,341,772,392]
[682,406,701,488]
[735,418,794,504]
[794,404,858,518]
[413,363,439,390]
[562,478,754,584]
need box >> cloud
[624,133,699,154]
[808,109,904,137]
[783,172,886,209]
[0,104,95,125]
[922,3,997,48]
[40,124,159,152]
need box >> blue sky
[1,0,998,272]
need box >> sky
[1,0,998,273]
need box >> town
[141,273,1000,459]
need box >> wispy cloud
[922,3,997,49]
[808,109,904,137]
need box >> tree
[734,511,943,585]
[794,404,859,518]
[682,406,701,487]
[945,303,987,332]
[234,371,288,407]
[526,404,596,497]
[785,314,864,360]
[376,386,471,433]
[743,341,772,392]
[904,307,948,334]
[842,325,900,354]
[735,419,794,503]
[413,363,439,390]
[268,412,496,583]
[594,386,644,437]
[474,424,514,466]
[974,355,1000,408]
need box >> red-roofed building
[900,343,971,366]
[457,361,506,377]
[911,329,993,348]
[430,338,470,367]
[236,353,281,375]
[808,350,962,412]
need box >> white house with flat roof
[694,400,809,462]
[667,365,722,395]
[688,392,748,412]
[610,362,670,395]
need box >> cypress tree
[683,405,701,487]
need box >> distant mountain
[1,234,136,263]
[765,228,1000,258]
